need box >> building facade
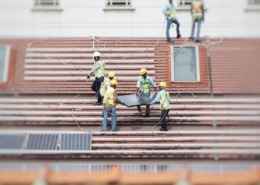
[0,0,260,38]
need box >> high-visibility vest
[100,77,111,97]
[192,0,203,20]
[159,90,170,110]
[103,87,116,106]
[166,3,177,19]
[95,60,105,78]
[140,76,151,94]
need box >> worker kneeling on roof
[136,68,156,117]
[102,79,118,132]
[100,72,116,97]
[150,82,170,131]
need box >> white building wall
[0,0,259,38]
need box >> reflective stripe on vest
[140,76,151,94]
[95,60,105,78]
[166,3,177,19]
[192,1,203,20]
[103,87,115,106]
[159,90,170,110]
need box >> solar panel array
[118,92,157,107]
[60,134,92,150]
[0,163,258,173]
[27,134,58,150]
[0,134,25,149]
[0,132,92,151]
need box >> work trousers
[102,106,117,132]
[91,77,104,103]
[160,109,170,130]
[166,18,181,40]
[190,19,202,41]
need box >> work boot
[195,39,201,43]
[177,34,181,39]
[94,102,102,105]
[160,128,168,131]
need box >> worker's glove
[87,75,90,79]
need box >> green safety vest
[103,87,116,106]
[166,3,177,19]
[140,76,151,94]
[159,90,170,110]
[95,60,105,78]
[192,0,203,20]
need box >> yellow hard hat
[140,68,147,75]
[108,72,115,78]
[110,80,118,86]
[159,82,167,88]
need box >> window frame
[0,45,14,87]
[248,0,260,5]
[106,0,131,6]
[170,46,200,82]
[178,0,193,7]
[32,0,62,11]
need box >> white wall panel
[0,0,259,38]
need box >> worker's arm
[136,77,141,94]
[87,62,100,78]
[113,90,118,104]
[202,3,205,21]
[149,77,156,92]
[150,93,160,104]
[162,4,169,18]
[167,92,171,103]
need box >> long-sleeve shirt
[88,62,100,76]
[162,3,174,15]
[150,90,170,104]
[136,76,156,88]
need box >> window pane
[0,46,7,82]
[248,0,260,5]
[173,47,197,82]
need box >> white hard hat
[93,51,101,57]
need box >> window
[106,0,131,6]
[178,0,193,6]
[0,46,11,84]
[170,46,200,82]
[248,0,260,5]
[33,0,62,11]
[34,0,59,6]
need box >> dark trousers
[166,18,180,40]
[91,77,104,103]
[161,110,170,130]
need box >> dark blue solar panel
[60,133,91,150]
[27,134,58,150]
[0,135,25,149]
[118,92,157,107]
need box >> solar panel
[0,134,25,149]
[27,134,58,150]
[118,92,158,107]
[60,133,91,150]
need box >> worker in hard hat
[189,0,204,42]
[102,79,118,132]
[87,51,105,105]
[136,68,156,117]
[162,0,181,42]
[100,72,116,97]
[150,82,170,131]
